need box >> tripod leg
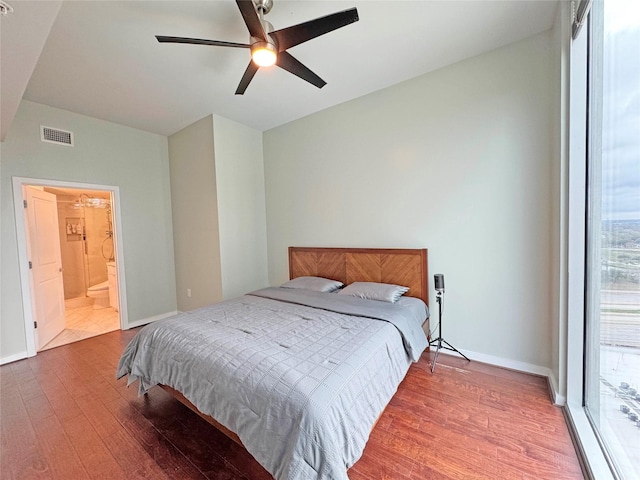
[429,291,470,372]
[431,344,441,373]
[441,339,470,362]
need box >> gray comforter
[117,287,428,480]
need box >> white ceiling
[2,0,559,138]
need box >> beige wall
[168,115,224,311]
[263,31,558,371]
[55,194,87,299]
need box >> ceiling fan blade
[270,8,359,51]
[236,0,267,41]
[235,61,260,95]
[156,36,249,48]
[276,51,326,89]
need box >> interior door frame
[12,176,128,357]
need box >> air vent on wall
[40,126,74,146]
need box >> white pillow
[281,276,344,292]
[337,282,409,303]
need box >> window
[584,1,640,478]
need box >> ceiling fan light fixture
[251,42,277,67]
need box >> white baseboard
[438,348,566,406]
[125,310,178,330]
[0,351,29,366]
[546,370,566,406]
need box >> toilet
[87,280,110,309]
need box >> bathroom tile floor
[40,299,120,351]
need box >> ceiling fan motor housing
[252,18,276,46]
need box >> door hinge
[34,321,38,329]
[23,199,27,208]
[29,261,33,269]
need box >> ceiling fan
[156,0,359,95]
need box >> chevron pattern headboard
[288,247,429,306]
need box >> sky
[602,0,640,221]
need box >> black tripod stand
[429,290,470,373]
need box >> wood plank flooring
[0,328,583,479]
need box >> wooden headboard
[288,247,429,306]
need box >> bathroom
[40,186,120,350]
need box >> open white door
[25,187,66,349]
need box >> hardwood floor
[0,329,583,479]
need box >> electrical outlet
[187,288,192,298]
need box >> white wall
[213,115,268,300]
[0,100,177,361]
[168,115,224,311]
[263,31,557,370]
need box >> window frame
[565,2,628,478]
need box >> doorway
[13,177,127,356]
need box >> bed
[117,247,429,480]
